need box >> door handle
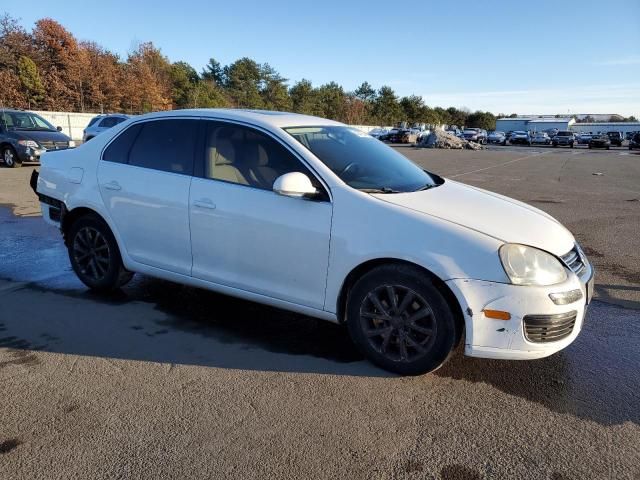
[102,181,121,191]
[193,198,216,209]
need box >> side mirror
[273,172,318,199]
[56,126,62,132]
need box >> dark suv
[552,131,575,148]
[0,109,74,167]
[606,131,623,147]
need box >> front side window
[285,126,437,192]
[128,119,197,175]
[204,122,315,191]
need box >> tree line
[5,13,635,130]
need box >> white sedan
[34,109,594,375]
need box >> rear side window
[102,123,143,163]
[128,119,197,175]
[99,117,118,128]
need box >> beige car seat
[243,142,279,189]
[207,134,248,185]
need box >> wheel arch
[62,206,108,245]
[336,258,465,344]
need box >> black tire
[606,146,610,150]
[570,143,574,148]
[345,265,458,375]
[589,145,592,149]
[67,214,133,291]
[2,145,21,168]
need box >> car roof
[131,109,344,129]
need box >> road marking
[449,151,550,178]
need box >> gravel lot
[1,146,639,479]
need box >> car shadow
[435,300,640,426]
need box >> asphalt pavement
[0,147,639,479]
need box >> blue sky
[7,0,640,116]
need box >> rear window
[102,124,143,163]
[87,116,102,127]
[127,119,197,175]
[557,131,572,136]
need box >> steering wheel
[338,162,359,179]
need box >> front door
[189,121,332,309]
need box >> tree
[17,55,44,108]
[259,63,291,111]
[170,61,200,108]
[399,95,424,123]
[316,82,346,121]
[466,110,496,130]
[354,81,376,102]
[224,57,263,108]
[289,79,320,115]
[373,86,401,125]
[32,18,82,110]
[125,42,172,112]
[202,57,225,85]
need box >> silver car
[82,114,129,142]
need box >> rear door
[97,118,198,275]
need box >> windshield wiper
[414,183,437,192]
[358,187,401,194]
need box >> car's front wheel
[67,214,133,291]
[346,265,458,375]
[2,146,21,168]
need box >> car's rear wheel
[2,146,21,168]
[346,265,458,375]
[67,214,133,291]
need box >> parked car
[0,109,75,168]
[509,131,531,145]
[577,133,592,145]
[462,128,487,144]
[487,131,507,145]
[552,131,575,148]
[629,132,640,150]
[368,128,389,140]
[531,132,552,145]
[446,128,461,137]
[588,134,611,149]
[387,128,417,143]
[83,114,129,142]
[32,109,594,375]
[606,131,623,147]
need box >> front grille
[40,141,69,151]
[523,311,577,343]
[561,245,586,276]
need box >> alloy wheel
[359,285,437,363]
[73,226,111,281]
[4,148,14,167]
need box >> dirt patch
[0,438,21,454]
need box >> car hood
[13,129,70,144]
[373,180,574,256]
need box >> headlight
[499,244,567,286]
[68,140,76,147]
[18,140,39,149]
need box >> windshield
[557,131,572,136]
[284,126,437,192]
[1,111,55,131]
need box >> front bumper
[17,145,46,163]
[446,262,594,360]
